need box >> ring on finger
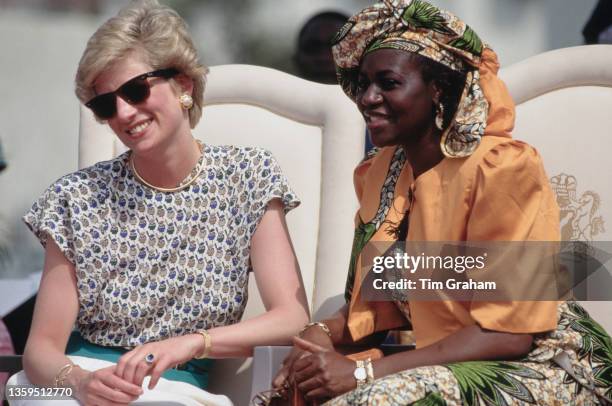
[144,353,155,365]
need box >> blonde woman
[21,0,308,404]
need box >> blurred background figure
[0,138,6,173]
[294,11,348,84]
[583,0,612,44]
[0,136,14,396]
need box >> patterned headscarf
[332,0,489,158]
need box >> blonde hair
[75,0,207,128]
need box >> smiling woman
[18,0,309,404]
[356,50,465,158]
[274,0,612,404]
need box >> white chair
[78,64,365,405]
[500,44,612,334]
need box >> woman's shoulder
[205,144,274,160]
[456,136,545,178]
[204,144,279,173]
[474,137,541,167]
[354,146,398,172]
[43,153,129,200]
[352,146,402,202]
[461,136,551,193]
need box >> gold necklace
[130,141,204,193]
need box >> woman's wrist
[53,361,83,388]
[194,330,212,359]
[185,331,212,359]
[299,322,332,338]
[64,366,89,396]
[299,323,334,349]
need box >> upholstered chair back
[500,45,612,334]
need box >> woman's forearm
[372,325,534,379]
[319,305,387,348]
[206,305,309,358]
[319,304,350,345]
[23,240,84,388]
[23,337,88,388]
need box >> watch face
[354,367,367,380]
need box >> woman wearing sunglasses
[20,0,308,404]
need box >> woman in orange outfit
[274,1,612,404]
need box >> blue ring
[145,353,155,364]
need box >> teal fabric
[66,332,212,388]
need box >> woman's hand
[115,334,204,389]
[291,336,357,401]
[272,326,334,388]
[73,365,142,406]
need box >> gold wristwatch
[354,360,368,386]
[354,358,374,387]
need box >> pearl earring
[179,94,193,110]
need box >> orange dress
[345,49,561,349]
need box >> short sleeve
[23,179,77,264]
[466,140,560,333]
[246,148,300,233]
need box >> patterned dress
[329,301,612,405]
[24,145,299,347]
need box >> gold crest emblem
[551,173,605,241]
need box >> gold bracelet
[54,362,79,387]
[364,358,375,383]
[299,322,332,338]
[195,330,212,359]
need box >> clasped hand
[76,334,202,405]
[282,336,357,401]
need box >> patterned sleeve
[245,148,300,234]
[23,177,78,264]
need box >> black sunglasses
[85,68,179,119]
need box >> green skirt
[66,332,213,388]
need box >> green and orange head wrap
[332,0,489,158]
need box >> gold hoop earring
[435,102,444,131]
[179,94,193,110]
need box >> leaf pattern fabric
[447,362,544,405]
[326,301,612,405]
[345,221,377,302]
[558,302,612,400]
[401,0,453,35]
[344,147,406,303]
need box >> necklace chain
[130,140,204,193]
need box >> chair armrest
[0,355,23,375]
[249,345,292,401]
